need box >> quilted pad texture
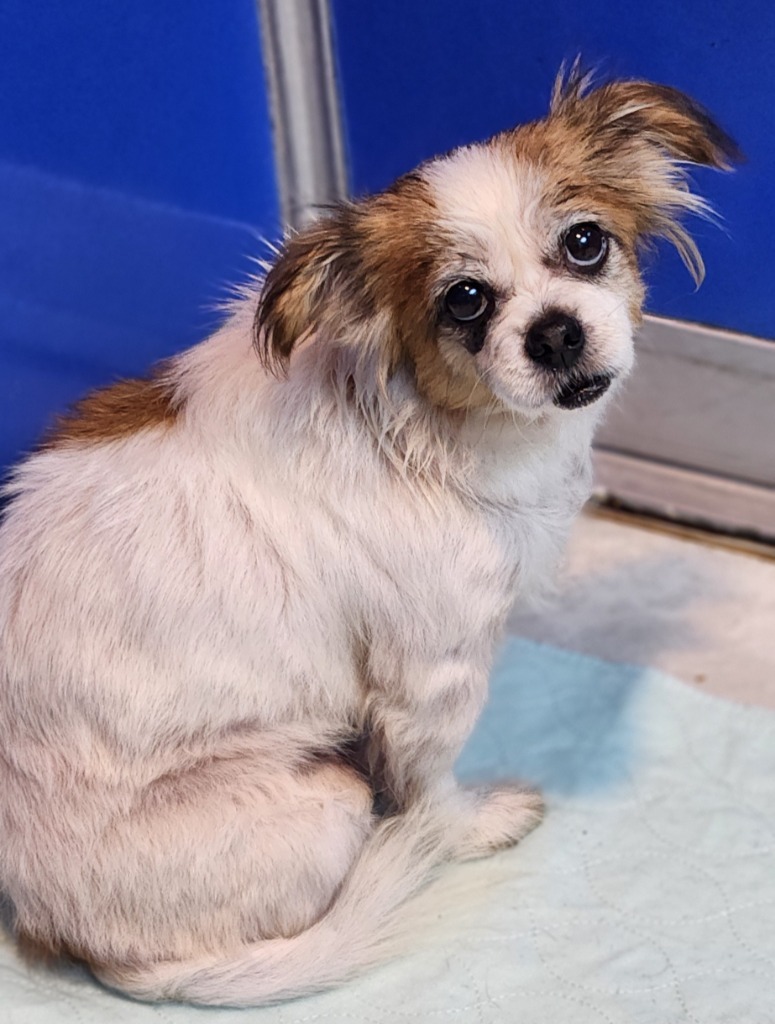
[1,638,773,1023]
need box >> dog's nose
[525,313,585,371]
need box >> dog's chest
[358,445,590,648]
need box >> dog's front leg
[364,649,543,860]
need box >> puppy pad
[2,638,773,1023]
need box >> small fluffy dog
[0,68,737,1006]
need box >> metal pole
[258,0,349,229]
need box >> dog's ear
[254,209,365,372]
[549,66,742,280]
[551,69,742,170]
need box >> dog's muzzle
[553,373,612,410]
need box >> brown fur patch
[355,174,483,410]
[549,71,741,169]
[255,175,444,376]
[499,68,740,280]
[43,364,181,448]
[255,175,490,411]
[255,171,470,407]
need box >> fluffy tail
[95,800,462,1007]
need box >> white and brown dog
[0,68,737,1005]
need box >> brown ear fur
[254,209,367,373]
[551,68,742,169]
[537,66,742,280]
[253,176,441,379]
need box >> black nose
[525,313,585,371]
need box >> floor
[508,508,775,709]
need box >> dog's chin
[553,373,613,411]
[477,371,616,422]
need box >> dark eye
[563,222,609,272]
[444,280,490,322]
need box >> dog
[0,66,737,1006]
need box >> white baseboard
[594,315,775,540]
[593,449,775,542]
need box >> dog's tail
[95,799,461,1007]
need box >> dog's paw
[454,784,544,861]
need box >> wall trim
[593,449,775,543]
[593,314,774,539]
[596,314,775,489]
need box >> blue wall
[331,0,775,341]
[0,0,278,474]
[0,0,276,224]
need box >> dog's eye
[563,223,609,272]
[444,280,490,322]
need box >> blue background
[0,0,277,473]
[1,0,773,475]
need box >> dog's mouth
[553,373,612,410]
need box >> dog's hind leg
[7,748,375,969]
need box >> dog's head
[255,67,739,419]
